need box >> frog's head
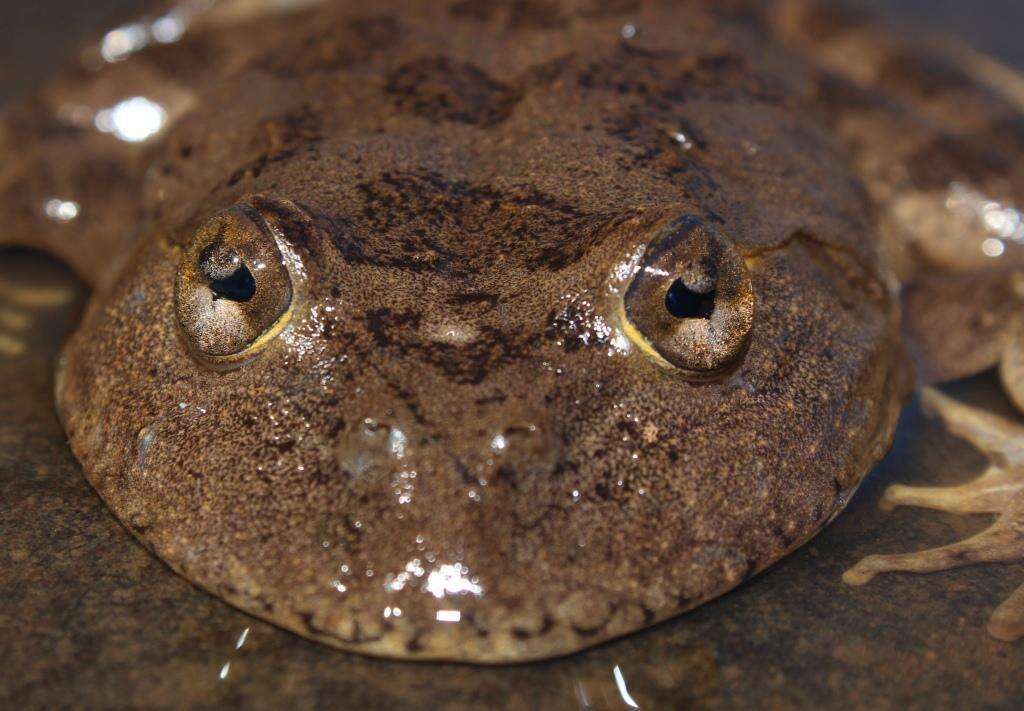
[55,3,905,662]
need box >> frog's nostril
[482,423,563,483]
[423,317,480,345]
[334,417,411,477]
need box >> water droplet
[982,237,1006,258]
[101,22,148,62]
[43,198,80,223]
[490,433,508,453]
[436,609,461,623]
[671,131,694,150]
[388,427,408,459]
[947,182,1024,243]
[100,3,204,62]
[94,97,167,143]
[613,665,641,709]
[151,14,187,44]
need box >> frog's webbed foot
[843,387,1024,641]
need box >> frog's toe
[920,387,1024,466]
[846,490,1024,641]
[989,582,1024,642]
[844,518,1024,586]
[880,469,1024,514]
[848,384,1024,640]
[841,555,890,586]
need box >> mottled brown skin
[23,0,1020,662]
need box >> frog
[1,0,1019,663]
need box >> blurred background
[1,0,1023,103]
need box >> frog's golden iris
[622,216,754,375]
[174,203,294,368]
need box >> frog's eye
[175,204,293,367]
[623,216,754,374]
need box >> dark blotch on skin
[386,57,523,126]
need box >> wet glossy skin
[15,0,1024,661]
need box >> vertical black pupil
[665,279,715,319]
[209,263,257,302]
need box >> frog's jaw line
[132,486,862,665]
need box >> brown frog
[0,0,1016,663]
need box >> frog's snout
[332,406,564,485]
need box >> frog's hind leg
[0,44,196,290]
[880,469,1024,516]
[876,385,1024,513]
[843,388,1024,640]
[844,496,1024,585]
[880,387,1024,515]
[844,492,1024,641]
[0,0,332,290]
[771,0,1024,386]
[920,387,1024,468]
